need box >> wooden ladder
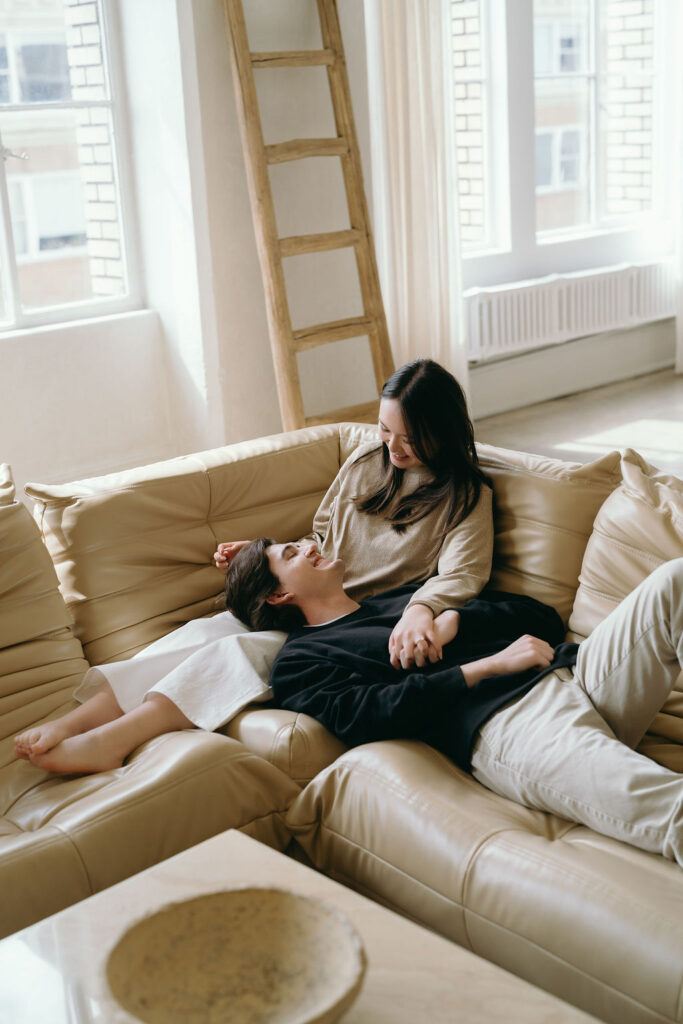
[223,0,394,430]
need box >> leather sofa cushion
[25,426,347,665]
[0,471,88,764]
[477,443,622,624]
[1,730,300,938]
[221,706,347,787]
[569,448,683,638]
[567,449,683,773]
[287,740,683,1024]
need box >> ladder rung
[293,316,375,351]
[265,138,349,164]
[251,49,335,68]
[305,400,379,427]
[279,229,361,258]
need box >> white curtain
[364,0,469,391]
[676,0,683,374]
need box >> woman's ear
[266,590,294,607]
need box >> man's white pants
[471,558,683,864]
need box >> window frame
[0,0,141,331]
[460,0,676,292]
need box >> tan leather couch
[0,462,299,939]
[7,425,683,1024]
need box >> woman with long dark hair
[215,359,493,670]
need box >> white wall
[3,0,677,502]
[2,0,378,503]
[182,0,378,436]
[0,311,174,497]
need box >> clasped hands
[388,604,460,670]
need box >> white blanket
[74,613,287,731]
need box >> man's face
[266,543,344,604]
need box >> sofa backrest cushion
[0,468,88,766]
[25,426,347,665]
[569,449,683,639]
[476,443,623,624]
[26,426,625,667]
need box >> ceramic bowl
[106,886,367,1023]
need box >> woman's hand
[389,604,440,669]
[432,609,460,649]
[213,540,251,574]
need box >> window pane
[535,80,590,231]
[0,2,109,106]
[535,132,553,187]
[534,23,554,75]
[534,0,592,234]
[0,106,126,310]
[19,43,71,102]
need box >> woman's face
[378,398,423,470]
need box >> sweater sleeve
[271,650,467,748]
[298,443,374,548]
[407,484,494,617]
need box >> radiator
[464,261,677,362]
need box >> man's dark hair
[225,537,305,632]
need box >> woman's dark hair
[354,358,491,532]
[224,538,305,632]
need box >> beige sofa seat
[284,442,683,1024]
[0,465,299,939]
[14,427,683,1024]
[287,740,683,1024]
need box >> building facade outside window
[0,0,134,328]
[452,0,674,292]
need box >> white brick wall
[452,0,486,248]
[65,0,124,297]
[603,0,654,215]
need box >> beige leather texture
[0,482,88,760]
[26,425,345,665]
[567,448,683,775]
[287,741,683,1024]
[2,733,298,938]
[2,462,302,938]
[222,708,348,787]
[570,448,683,638]
[477,444,623,623]
[8,425,683,1024]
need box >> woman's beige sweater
[306,442,493,615]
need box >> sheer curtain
[677,0,683,375]
[364,0,469,391]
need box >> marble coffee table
[0,829,598,1022]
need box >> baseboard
[469,318,676,419]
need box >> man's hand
[213,540,251,574]
[389,604,440,669]
[492,635,555,674]
[461,634,555,688]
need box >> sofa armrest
[221,707,347,786]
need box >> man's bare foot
[30,733,127,775]
[14,720,75,761]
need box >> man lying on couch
[226,539,683,866]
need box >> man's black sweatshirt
[270,584,578,770]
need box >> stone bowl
[106,887,367,1024]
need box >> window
[535,126,584,191]
[453,0,675,291]
[0,0,134,328]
